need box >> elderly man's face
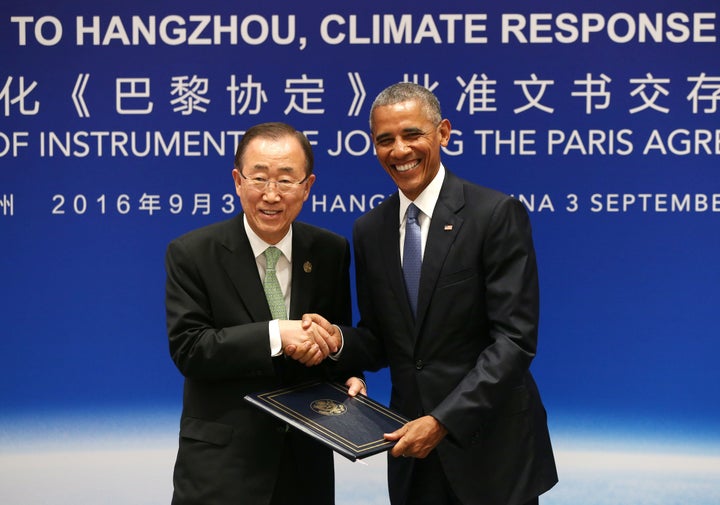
[232,135,314,244]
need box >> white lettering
[73,15,296,46]
[502,12,717,44]
[0,131,30,157]
[590,193,720,212]
[547,129,633,155]
[320,14,488,45]
[311,194,388,213]
[643,129,720,155]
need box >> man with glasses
[165,122,364,505]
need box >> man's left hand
[384,415,448,459]
[345,376,367,397]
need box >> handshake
[279,313,339,367]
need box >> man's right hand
[301,313,337,338]
[279,320,337,366]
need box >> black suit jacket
[165,213,352,505]
[339,170,558,505]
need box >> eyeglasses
[239,171,309,194]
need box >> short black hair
[369,82,442,130]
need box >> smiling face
[232,134,314,244]
[371,99,451,201]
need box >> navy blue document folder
[245,380,409,461]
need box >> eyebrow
[249,164,296,174]
[374,127,425,143]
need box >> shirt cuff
[269,319,282,356]
[328,324,344,361]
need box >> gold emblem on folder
[310,399,347,416]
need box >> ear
[438,118,452,147]
[301,174,316,202]
[231,168,243,197]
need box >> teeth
[261,210,280,215]
[395,160,419,172]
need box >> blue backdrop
[2,1,719,503]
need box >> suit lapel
[219,214,273,322]
[416,172,465,330]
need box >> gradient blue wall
[2,1,719,503]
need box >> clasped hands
[281,314,366,397]
[279,313,339,366]
[283,315,446,459]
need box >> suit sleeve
[322,237,366,381]
[431,197,540,444]
[165,237,276,382]
[328,237,353,328]
[333,218,389,374]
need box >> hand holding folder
[245,380,409,461]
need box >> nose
[392,138,411,155]
[262,183,282,200]
[264,181,280,192]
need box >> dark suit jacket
[339,170,558,505]
[165,213,352,505]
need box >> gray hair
[369,82,442,130]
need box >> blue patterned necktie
[263,246,287,320]
[403,203,422,316]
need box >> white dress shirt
[399,164,446,265]
[244,215,292,356]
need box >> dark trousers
[407,451,539,505]
[270,431,334,505]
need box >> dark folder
[244,380,409,461]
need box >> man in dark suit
[306,83,558,505]
[165,122,363,505]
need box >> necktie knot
[407,203,419,223]
[264,246,281,271]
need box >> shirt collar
[399,164,446,222]
[243,214,293,262]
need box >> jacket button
[415,360,424,370]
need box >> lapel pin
[303,261,313,273]
[444,225,453,231]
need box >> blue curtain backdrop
[2,1,719,504]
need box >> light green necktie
[263,246,287,320]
